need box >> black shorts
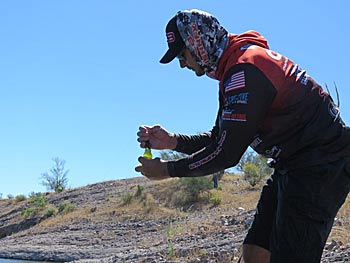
[243,157,350,263]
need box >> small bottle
[143,141,152,160]
[139,142,152,166]
[143,147,152,160]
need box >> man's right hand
[137,125,177,150]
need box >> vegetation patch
[58,201,75,215]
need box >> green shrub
[209,194,222,207]
[165,222,184,240]
[134,185,144,198]
[45,207,58,217]
[160,150,219,208]
[58,201,75,215]
[15,195,26,203]
[242,162,262,187]
[22,207,37,218]
[167,243,176,259]
[30,194,47,208]
[238,150,273,187]
[121,192,133,205]
[171,176,213,208]
[21,194,48,217]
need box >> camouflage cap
[160,16,185,64]
[160,9,229,77]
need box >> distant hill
[0,174,349,262]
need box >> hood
[176,9,229,75]
[230,30,269,50]
[215,31,269,80]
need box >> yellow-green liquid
[143,148,152,160]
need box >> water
[0,260,51,263]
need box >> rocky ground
[0,176,349,263]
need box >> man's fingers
[135,164,146,176]
[137,139,148,148]
[138,125,147,132]
[149,125,161,134]
[137,126,151,148]
[137,133,149,140]
[135,164,142,173]
[139,125,153,134]
[138,156,146,164]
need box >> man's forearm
[174,132,214,154]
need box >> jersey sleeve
[167,63,276,177]
[173,110,220,155]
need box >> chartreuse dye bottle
[143,147,152,160]
[139,142,152,166]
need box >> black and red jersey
[168,32,350,177]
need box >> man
[135,9,350,263]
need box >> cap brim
[159,49,177,64]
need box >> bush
[238,150,273,187]
[21,194,47,218]
[58,201,75,215]
[167,243,176,259]
[242,162,263,187]
[30,194,47,208]
[180,177,213,199]
[134,185,144,198]
[170,176,214,209]
[15,195,27,203]
[22,207,36,218]
[209,193,222,207]
[160,149,219,209]
[45,207,58,218]
[121,192,133,205]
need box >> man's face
[178,48,205,77]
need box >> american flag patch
[224,71,245,92]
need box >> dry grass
[39,189,185,230]
[151,172,350,246]
[329,194,350,244]
[218,173,261,210]
[38,207,91,229]
[2,171,349,249]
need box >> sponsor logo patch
[224,71,246,93]
[225,92,249,106]
[222,110,247,122]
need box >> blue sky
[0,1,349,197]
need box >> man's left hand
[135,157,171,180]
